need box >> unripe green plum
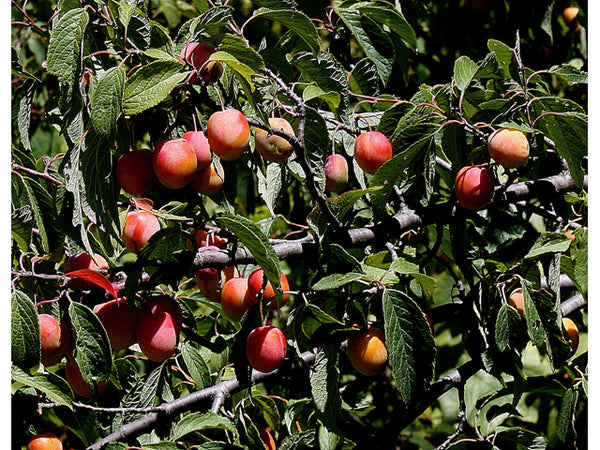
[324,154,349,193]
[354,131,393,174]
[255,117,295,163]
[207,109,250,161]
[487,128,530,169]
[65,359,108,398]
[27,433,63,450]
[152,138,197,189]
[65,252,109,290]
[38,314,61,352]
[455,165,495,210]
[116,149,156,196]
[220,277,253,321]
[246,326,287,373]
[94,299,141,349]
[122,210,161,253]
[347,327,388,376]
[136,311,180,362]
[180,42,223,84]
[192,163,224,196]
[246,268,290,311]
[563,317,579,356]
[41,321,72,367]
[183,130,212,171]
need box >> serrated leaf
[65,269,118,299]
[454,55,479,91]
[17,175,50,252]
[180,343,211,389]
[12,366,74,408]
[382,290,436,407]
[495,304,521,351]
[123,60,187,115]
[556,387,577,442]
[214,214,282,302]
[172,411,238,440]
[158,0,181,29]
[310,345,342,447]
[548,64,588,85]
[348,58,379,98]
[209,50,257,89]
[311,272,365,290]
[525,234,571,259]
[90,66,125,138]
[15,80,34,151]
[47,9,89,86]
[303,84,341,110]
[356,2,416,48]
[11,291,40,375]
[253,8,319,53]
[69,302,112,384]
[252,391,281,432]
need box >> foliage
[12,0,587,449]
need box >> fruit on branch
[191,229,228,249]
[122,210,161,253]
[65,359,108,397]
[246,326,287,373]
[142,295,183,333]
[94,299,141,349]
[259,428,276,450]
[487,128,530,169]
[38,314,61,353]
[325,154,349,193]
[27,433,63,450]
[41,321,72,367]
[183,130,212,171]
[136,311,180,362]
[192,163,224,196]
[254,117,295,163]
[347,327,388,376]
[116,149,156,196]
[354,130,393,174]
[507,288,526,319]
[152,138,198,189]
[207,109,250,161]
[180,42,223,84]
[220,277,253,321]
[454,165,495,210]
[563,6,580,26]
[65,252,109,290]
[247,268,290,310]
[195,248,238,302]
[562,317,579,356]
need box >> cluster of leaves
[12,0,587,449]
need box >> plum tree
[152,138,197,189]
[180,42,223,84]
[455,165,495,210]
[192,163,224,196]
[246,268,289,310]
[183,130,212,171]
[254,118,295,163]
[324,154,349,193]
[487,128,530,169]
[136,311,180,362]
[122,210,161,253]
[354,131,393,174]
[65,252,109,290]
[347,327,388,376]
[207,109,250,161]
[246,326,287,373]
[220,277,253,321]
[27,433,63,450]
[94,299,141,350]
[116,149,156,196]
[563,317,579,356]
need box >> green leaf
[311,272,365,290]
[310,345,342,448]
[12,366,74,408]
[180,343,211,389]
[548,64,588,85]
[214,214,282,302]
[382,290,436,407]
[90,67,125,139]
[11,291,40,375]
[47,9,89,86]
[525,234,571,259]
[217,35,265,73]
[123,60,187,115]
[210,50,257,89]
[172,411,238,440]
[454,55,479,91]
[17,175,50,252]
[535,112,587,189]
[495,304,522,351]
[348,58,379,98]
[69,302,112,384]
[493,428,548,449]
[303,84,341,110]
[253,8,320,53]
[356,2,417,48]
[252,390,281,432]
[556,387,578,442]
[158,0,181,29]
[252,0,297,9]
[14,80,34,151]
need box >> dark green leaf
[11,291,40,375]
[172,411,238,440]
[47,9,88,86]
[311,272,365,290]
[90,67,125,139]
[12,366,74,408]
[180,343,211,389]
[253,8,320,53]
[556,387,577,442]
